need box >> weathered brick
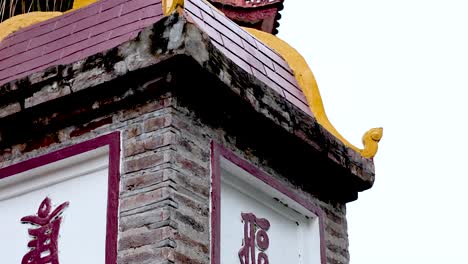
[172,170,209,199]
[119,226,175,250]
[120,207,172,231]
[124,124,143,139]
[123,169,172,192]
[124,132,174,157]
[118,246,174,264]
[124,151,170,173]
[173,153,209,177]
[143,115,172,132]
[0,148,12,163]
[23,134,59,153]
[175,233,209,255]
[0,103,21,118]
[174,252,205,264]
[70,117,113,138]
[140,97,173,114]
[120,186,172,212]
[174,192,209,218]
[118,246,165,264]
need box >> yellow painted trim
[0,12,63,42]
[72,0,98,9]
[162,0,185,16]
[243,27,382,158]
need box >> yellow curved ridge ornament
[0,12,63,42]
[243,27,382,158]
[162,0,185,16]
[72,0,98,9]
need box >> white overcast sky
[279,0,468,263]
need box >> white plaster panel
[0,147,110,263]
[219,160,321,264]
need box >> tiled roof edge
[0,13,376,187]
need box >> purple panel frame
[210,142,327,264]
[0,132,120,264]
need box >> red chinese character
[21,197,69,264]
[238,213,270,264]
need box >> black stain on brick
[82,53,104,72]
[69,116,113,138]
[42,66,58,79]
[24,132,59,152]
[103,48,123,72]
[175,211,204,232]
[150,13,183,55]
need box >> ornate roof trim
[244,28,383,158]
[0,13,377,199]
[164,0,383,158]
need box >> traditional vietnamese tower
[0,0,382,264]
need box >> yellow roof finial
[72,0,97,9]
[243,27,383,158]
[162,0,185,16]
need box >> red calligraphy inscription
[239,213,270,264]
[21,197,69,264]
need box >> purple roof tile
[185,0,311,116]
[0,0,311,117]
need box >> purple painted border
[0,132,121,264]
[210,142,327,264]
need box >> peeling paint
[167,19,185,50]
[184,24,209,64]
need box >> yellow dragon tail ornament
[159,0,382,158]
[243,28,382,158]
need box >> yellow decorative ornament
[72,0,98,9]
[161,0,382,158]
[162,0,185,16]
[0,12,63,42]
[243,28,382,158]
